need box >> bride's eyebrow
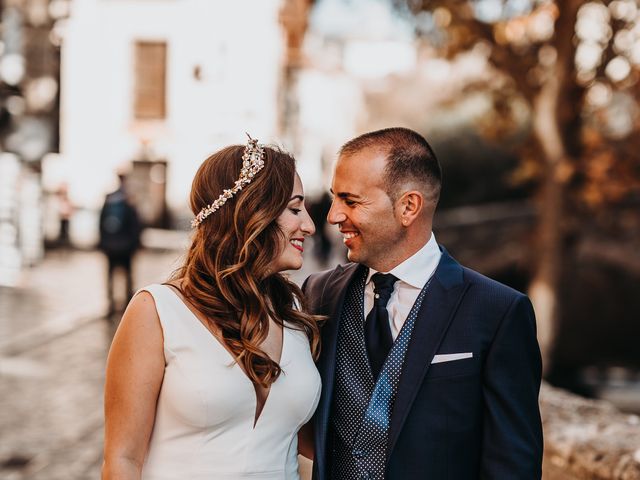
[289,195,304,202]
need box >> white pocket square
[431,352,473,364]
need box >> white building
[58,0,287,241]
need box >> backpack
[98,191,141,255]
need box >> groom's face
[328,147,405,272]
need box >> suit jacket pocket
[425,354,479,380]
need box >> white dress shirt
[364,233,442,340]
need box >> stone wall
[541,382,640,479]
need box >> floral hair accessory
[191,133,265,228]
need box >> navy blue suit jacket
[303,249,543,479]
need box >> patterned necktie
[365,272,398,378]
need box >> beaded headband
[191,134,265,228]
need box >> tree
[394,0,640,367]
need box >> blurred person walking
[55,183,74,248]
[98,172,142,316]
[308,191,334,266]
[304,127,543,479]
[102,137,322,479]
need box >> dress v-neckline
[161,284,285,429]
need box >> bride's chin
[289,257,304,271]
[262,256,304,277]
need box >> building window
[134,41,166,119]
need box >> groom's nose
[327,200,346,225]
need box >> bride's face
[269,174,315,273]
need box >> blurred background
[0,0,639,478]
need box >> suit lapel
[314,262,363,477]
[386,249,469,459]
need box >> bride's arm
[297,421,314,460]
[102,292,165,479]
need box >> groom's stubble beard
[347,217,407,272]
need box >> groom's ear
[397,190,425,227]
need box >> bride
[102,136,321,479]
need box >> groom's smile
[341,230,360,245]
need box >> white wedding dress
[139,284,321,480]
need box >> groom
[303,127,543,479]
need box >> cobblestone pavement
[0,248,185,480]
[0,244,336,480]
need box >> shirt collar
[366,233,442,289]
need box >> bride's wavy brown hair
[172,144,322,387]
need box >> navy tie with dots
[365,272,398,378]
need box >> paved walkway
[0,248,184,480]
[0,243,335,479]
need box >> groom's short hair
[339,127,442,204]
